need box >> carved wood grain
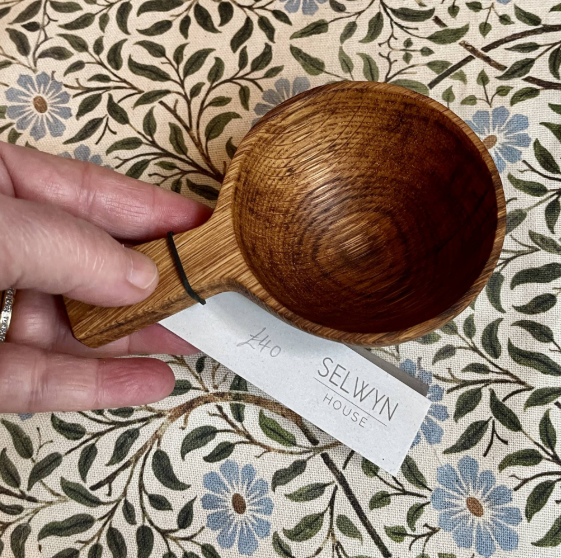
[65,81,505,349]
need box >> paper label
[161,292,431,475]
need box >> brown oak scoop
[65,81,506,349]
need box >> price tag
[161,292,431,475]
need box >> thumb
[0,194,158,306]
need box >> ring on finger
[0,288,16,342]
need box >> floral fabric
[1,1,561,557]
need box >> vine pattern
[1,1,561,557]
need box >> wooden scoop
[65,81,505,349]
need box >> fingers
[0,195,159,306]
[0,141,212,242]
[8,290,198,358]
[0,343,175,413]
[95,323,198,358]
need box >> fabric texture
[1,1,561,557]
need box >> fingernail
[126,249,158,290]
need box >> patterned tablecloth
[1,1,561,557]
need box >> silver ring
[0,288,16,342]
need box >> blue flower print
[496,0,511,4]
[6,73,71,141]
[18,414,33,421]
[279,0,327,16]
[400,358,449,446]
[432,456,522,557]
[59,145,108,167]
[466,107,531,173]
[253,77,310,124]
[202,460,273,555]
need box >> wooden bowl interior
[232,83,499,335]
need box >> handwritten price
[237,327,281,357]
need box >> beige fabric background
[1,1,561,557]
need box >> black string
[166,232,206,305]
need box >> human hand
[0,141,212,414]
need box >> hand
[0,141,212,414]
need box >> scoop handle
[65,219,236,348]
